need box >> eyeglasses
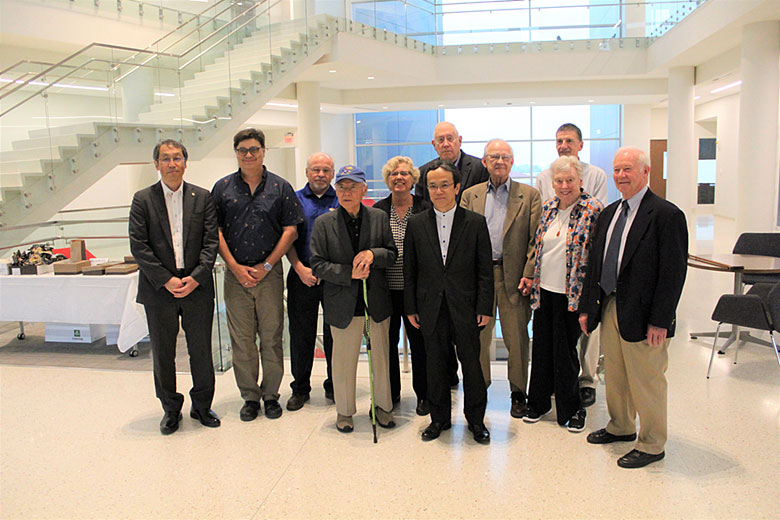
[434,135,458,145]
[485,154,512,162]
[390,171,412,177]
[158,156,185,164]
[335,183,363,193]
[307,167,333,174]
[236,146,263,156]
[427,182,454,192]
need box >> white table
[0,272,148,353]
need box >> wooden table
[687,254,780,352]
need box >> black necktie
[600,200,629,295]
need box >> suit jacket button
[596,299,600,305]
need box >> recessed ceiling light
[588,99,595,103]
[382,106,388,109]
[438,104,444,107]
[710,80,741,94]
[694,95,701,100]
[529,101,535,105]
[328,69,336,73]
[367,76,375,80]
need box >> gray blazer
[310,205,397,329]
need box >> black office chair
[708,281,780,378]
[732,232,780,287]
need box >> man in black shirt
[212,128,303,421]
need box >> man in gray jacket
[310,165,398,434]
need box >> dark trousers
[424,301,486,425]
[528,288,581,425]
[144,296,215,413]
[389,289,427,401]
[287,269,333,395]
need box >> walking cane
[362,279,378,444]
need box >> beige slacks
[330,316,392,417]
[601,296,669,455]
[223,265,285,402]
[578,326,601,389]
[478,264,531,393]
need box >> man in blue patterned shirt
[211,128,303,422]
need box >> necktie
[600,200,629,295]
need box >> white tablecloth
[0,272,148,352]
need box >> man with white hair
[579,146,687,469]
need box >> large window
[355,105,622,201]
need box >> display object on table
[82,262,123,276]
[8,244,67,275]
[123,255,137,264]
[53,239,93,275]
[104,263,139,274]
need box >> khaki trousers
[331,316,392,417]
[224,265,285,402]
[479,264,531,393]
[578,326,601,389]
[601,296,669,455]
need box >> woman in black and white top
[373,156,431,415]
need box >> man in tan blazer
[461,139,541,418]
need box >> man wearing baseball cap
[309,166,398,433]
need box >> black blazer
[415,152,489,202]
[403,206,494,336]
[129,181,219,306]
[579,189,688,342]
[310,206,397,329]
[372,194,431,217]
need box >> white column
[736,21,780,233]
[295,81,321,187]
[666,66,697,219]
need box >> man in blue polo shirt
[285,152,340,411]
[212,128,303,421]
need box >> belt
[492,258,503,266]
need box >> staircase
[0,16,435,249]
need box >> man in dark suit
[579,146,688,468]
[415,122,490,386]
[404,159,494,444]
[129,139,220,435]
[310,165,398,434]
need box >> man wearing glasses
[461,139,541,419]
[285,152,340,411]
[211,128,303,422]
[404,159,494,444]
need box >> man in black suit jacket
[415,122,490,386]
[129,140,220,435]
[404,159,494,444]
[310,165,398,433]
[579,146,687,468]
[415,122,490,204]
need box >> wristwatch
[263,262,273,272]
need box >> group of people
[129,120,687,469]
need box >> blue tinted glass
[590,104,621,139]
[590,138,621,204]
[355,111,438,145]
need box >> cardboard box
[105,263,139,274]
[54,259,91,275]
[82,262,122,275]
[70,240,87,261]
[45,323,106,343]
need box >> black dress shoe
[468,423,491,444]
[510,391,528,418]
[587,428,637,444]
[421,421,452,441]
[240,400,261,422]
[286,393,309,411]
[415,398,431,416]
[160,411,182,435]
[190,408,221,428]
[617,449,665,468]
[324,388,335,402]
[264,399,283,419]
[580,387,596,408]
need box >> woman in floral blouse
[520,156,603,433]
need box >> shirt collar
[161,181,182,197]
[302,183,335,199]
[434,204,457,218]
[487,178,510,194]
[623,185,649,210]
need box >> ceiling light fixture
[710,80,741,94]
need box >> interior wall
[696,94,740,219]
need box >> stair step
[27,123,97,139]
[11,134,80,151]
[0,159,46,174]
[1,147,65,162]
